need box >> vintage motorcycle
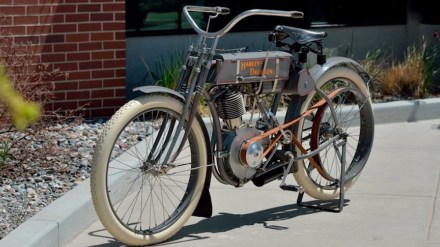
[90,5,374,246]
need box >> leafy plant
[142,51,184,89]
[0,142,10,167]
[381,38,437,99]
[0,23,82,173]
[361,48,390,97]
[0,67,41,130]
[360,37,439,100]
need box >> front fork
[161,38,218,165]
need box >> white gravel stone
[0,121,103,240]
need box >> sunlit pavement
[1,98,439,247]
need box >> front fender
[310,56,370,85]
[133,85,185,101]
[133,85,213,218]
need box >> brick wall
[0,0,126,118]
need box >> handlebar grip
[218,7,230,15]
[185,6,230,15]
[290,11,304,18]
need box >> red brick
[79,61,102,70]
[79,42,102,51]
[1,6,26,15]
[27,5,51,15]
[115,50,125,59]
[91,89,113,98]
[6,26,26,35]
[79,80,103,89]
[53,24,77,33]
[66,13,89,23]
[78,23,101,32]
[115,68,125,77]
[53,92,66,101]
[67,52,90,61]
[91,13,113,22]
[44,34,65,43]
[26,25,51,36]
[15,0,38,4]
[41,44,53,53]
[65,0,88,3]
[53,43,78,52]
[0,16,12,25]
[92,51,113,60]
[55,81,78,91]
[103,98,125,107]
[49,14,65,23]
[14,16,39,25]
[42,53,66,63]
[55,62,78,71]
[103,3,124,12]
[79,99,102,108]
[14,36,40,44]
[31,44,46,53]
[115,13,125,21]
[103,78,124,87]
[67,91,90,100]
[66,33,89,42]
[115,31,125,40]
[52,72,68,81]
[78,4,101,12]
[69,71,90,80]
[1,0,127,119]
[115,89,125,97]
[103,22,124,31]
[92,69,114,79]
[103,59,125,68]
[91,32,113,41]
[103,41,124,50]
[53,101,78,110]
[55,5,77,13]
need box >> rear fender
[309,56,371,86]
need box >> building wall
[126,22,440,99]
[0,0,126,118]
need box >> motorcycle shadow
[165,199,349,245]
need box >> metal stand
[296,135,347,213]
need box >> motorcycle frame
[137,6,371,187]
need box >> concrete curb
[1,98,439,247]
[0,179,96,247]
[372,97,440,124]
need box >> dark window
[410,0,440,24]
[126,0,407,36]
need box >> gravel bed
[0,121,104,240]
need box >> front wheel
[292,67,374,200]
[90,94,207,246]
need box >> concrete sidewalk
[1,98,440,247]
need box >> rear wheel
[90,95,207,246]
[292,67,374,200]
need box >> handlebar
[183,5,304,38]
[185,5,231,15]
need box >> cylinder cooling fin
[215,88,245,120]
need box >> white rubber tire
[90,95,207,246]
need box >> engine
[214,87,269,181]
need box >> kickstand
[297,135,347,213]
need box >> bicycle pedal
[280,184,300,192]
